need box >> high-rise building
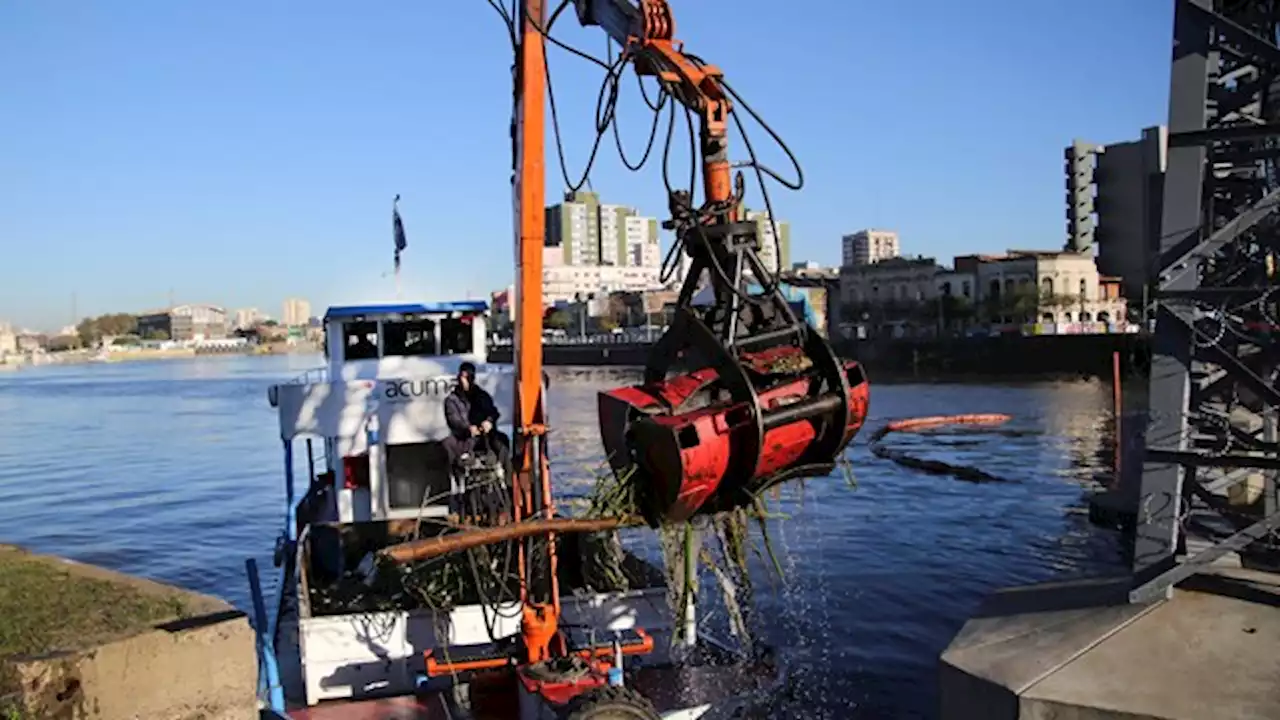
[282,298,311,328]
[744,210,791,275]
[543,191,663,303]
[546,191,600,266]
[842,230,900,267]
[1085,126,1168,303]
[1064,140,1102,253]
[546,191,659,268]
[0,322,16,355]
[233,308,264,330]
[624,214,661,269]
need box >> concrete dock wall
[0,546,257,720]
[488,333,1151,380]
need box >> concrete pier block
[0,545,257,720]
[939,570,1280,719]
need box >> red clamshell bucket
[600,202,870,524]
[599,339,869,525]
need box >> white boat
[249,301,779,720]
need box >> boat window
[383,320,437,357]
[342,321,379,361]
[440,317,475,355]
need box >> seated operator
[442,362,512,474]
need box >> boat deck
[278,652,780,720]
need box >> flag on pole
[392,194,407,271]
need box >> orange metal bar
[513,7,547,435]
[1113,350,1122,476]
[512,0,548,605]
[572,628,654,660]
[425,651,509,677]
[540,442,560,617]
[513,0,561,666]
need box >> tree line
[66,313,169,348]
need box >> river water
[0,355,1128,718]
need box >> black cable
[695,63,803,293]
[656,96,687,285]
[719,78,804,191]
[683,56,806,299]
[636,66,665,111]
[607,39,667,172]
[503,2,810,336]
[546,48,626,192]
[486,0,517,50]
[529,0,613,71]
[728,104,787,296]
[507,0,784,302]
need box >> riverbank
[0,341,320,370]
[486,332,1152,380]
[0,545,255,719]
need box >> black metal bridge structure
[938,2,1280,717]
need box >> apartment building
[965,250,1128,324]
[281,298,312,328]
[839,249,1125,328]
[546,191,660,266]
[842,229,900,267]
[233,308,264,330]
[137,304,229,341]
[0,323,15,356]
[543,263,662,304]
[543,191,664,302]
[840,256,944,306]
[742,210,791,275]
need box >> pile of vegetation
[306,459,851,656]
[307,525,663,618]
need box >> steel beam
[1128,0,1280,599]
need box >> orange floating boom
[880,414,1012,435]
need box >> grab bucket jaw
[598,348,869,525]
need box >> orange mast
[512,0,561,664]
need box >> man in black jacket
[442,362,511,473]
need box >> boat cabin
[323,301,490,378]
[269,301,516,527]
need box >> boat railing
[286,367,329,386]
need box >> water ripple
[0,357,1125,717]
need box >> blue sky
[1,0,1170,331]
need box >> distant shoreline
[1,342,320,369]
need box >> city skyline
[2,2,1168,329]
